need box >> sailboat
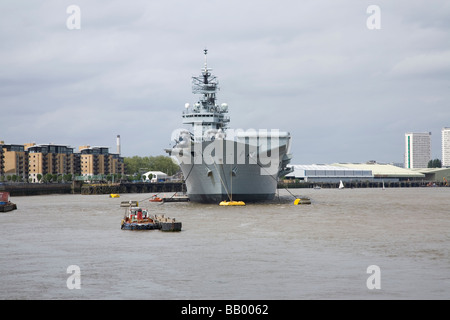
[338,180,344,189]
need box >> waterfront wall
[0,183,73,196]
[0,182,185,196]
[278,180,448,189]
[1,180,447,196]
[80,182,185,195]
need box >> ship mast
[203,48,208,82]
[182,49,230,142]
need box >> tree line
[124,155,180,176]
[428,159,442,168]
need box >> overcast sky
[1,0,449,164]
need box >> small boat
[155,215,183,232]
[219,200,246,206]
[0,192,17,212]
[149,195,163,202]
[338,180,345,189]
[121,206,159,230]
[120,204,182,231]
[110,194,120,198]
[162,193,190,202]
[121,200,138,207]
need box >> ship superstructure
[183,49,230,141]
[166,50,293,203]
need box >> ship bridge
[182,49,230,141]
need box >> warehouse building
[411,167,450,185]
[285,164,373,183]
[285,162,429,183]
[333,162,425,181]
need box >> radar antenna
[204,48,208,69]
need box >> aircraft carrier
[166,50,293,203]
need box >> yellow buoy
[294,198,311,205]
[219,200,246,206]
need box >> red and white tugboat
[121,204,159,230]
[0,192,17,212]
[120,201,182,231]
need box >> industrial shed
[411,167,450,184]
[285,164,373,183]
[332,163,425,181]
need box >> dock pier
[80,182,185,195]
[1,182,185,196]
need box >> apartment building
[0,143,3,176]
[79,146,125,177]
[404,132,432,169]
[0,143,28,181]
[109,153,125,177]
[442,127,450,167]
[0,141,124,182]
[26,143,81,182]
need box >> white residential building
[442,127,450,167]
[405,132,431,169]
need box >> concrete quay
[0,182,185,196]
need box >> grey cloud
[1,0,449,164]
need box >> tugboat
[120,202,182,231]
[121,206,159,230]
[0,192,17,212]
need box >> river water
[1,188,449,300]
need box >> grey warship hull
[181,161,277,203]
[171,137,292,203]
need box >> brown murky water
[1,188,449,299]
